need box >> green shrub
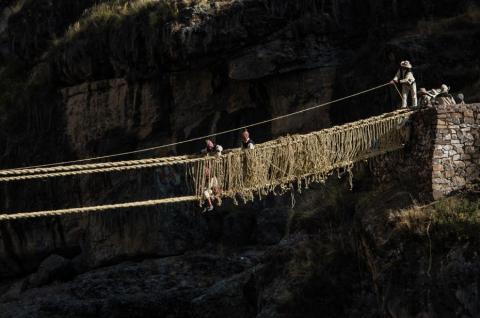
[391,195,480,244]
[58,0,178,45]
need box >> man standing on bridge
[391,60,417,108]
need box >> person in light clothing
[241,129,255,150]
[202,139,223,156]
[391,60,417,108]
[434,84,456,106]
[418,87,436,108]
[202,168,220,212]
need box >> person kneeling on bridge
[455,93,465,104]
[202,139,223,156]
[434,84,456,106]
[391,60,417,108]
[418,88,437,108]
[202,168,220,213]
[241,129,255,150]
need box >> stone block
[433,190,445,200]
[445,170,455,178]
[453,161,466,168]
[444,164,454,171]
[455,146,465,154]
[453,176,466,186]
[465,146,476,154]
[433,164,444,172]
[433,178,448,184]
[437,119,447,126]
[433,171,443,178]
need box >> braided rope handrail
[2,82,394,172]
[0,157,204,182]
[0,155,191,177]
[0,196,199,221]
[0,144,406,221]
[0,109,413,182]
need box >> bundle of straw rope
[188,109,413,204]
[0,109,413,221]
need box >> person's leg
[401,85,409,108]
[411,83,417,107]
[203,189,214,212]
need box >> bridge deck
[0,109,414,221]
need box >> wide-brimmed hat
[400,60,412,69]
[418,88,428,95]
[440,84,450,93]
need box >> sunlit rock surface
[1,1,480,317]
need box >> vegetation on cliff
[1,1,480,316]
[51,0,181,82]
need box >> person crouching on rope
[202,139,223,156]
[390,60,417,108]
[202,167,220,212]
[241,129,255,150]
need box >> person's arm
[400,72,415,85]
[431,89,441,97]
[392,70,400,83]
[216,145,223,155]
[248,143,255,150]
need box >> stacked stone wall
[370,108,436,201]
[432,104,480,199]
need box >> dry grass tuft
[59,0,178,44]
[389,195,480,241]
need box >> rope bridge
[0,109,414,221]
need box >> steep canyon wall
[0,0,479,283]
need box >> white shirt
[202,144,223,156]
[393,69,415,85]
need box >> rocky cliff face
[1,0,480,317]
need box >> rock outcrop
[1,1,480,317]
